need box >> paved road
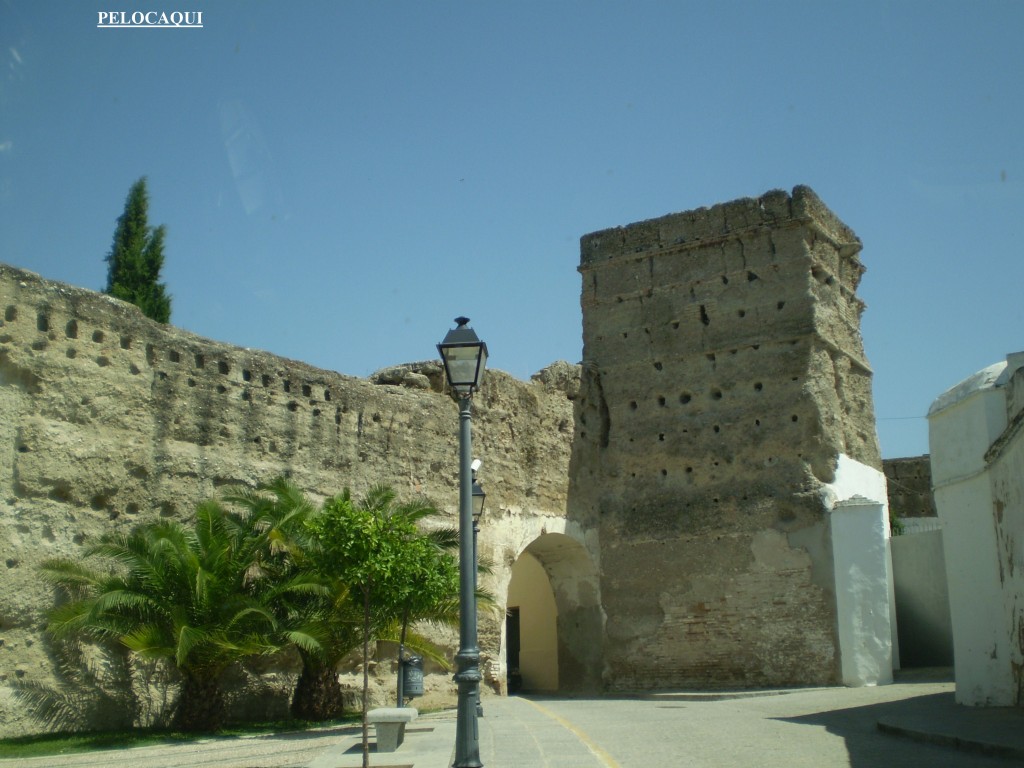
[499,685,1016,768]
[3,680,1022,767]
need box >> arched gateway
[502,532,603,694]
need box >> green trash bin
[401,655,424,698]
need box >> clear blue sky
[1,1,1021,459]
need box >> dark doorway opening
[506,606,522,693]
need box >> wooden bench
[367,707,418,752]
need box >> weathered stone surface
[0,264,575,735]
[572,186,882,690]
[0,185,887,733]
[883,456,936,518]
[369,361,442,390]
[531,360,582,400]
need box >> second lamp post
[471,469,485,717]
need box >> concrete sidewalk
[874,690,1024,762]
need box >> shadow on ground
[777,684,1024,767]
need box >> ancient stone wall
[571,186,883,689]
[883,456,936,519]
[0,185,891,731]
[0,264,576,735]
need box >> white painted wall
[822,454,895,686]
[929,354,1024,706]
[890,528,953,667]
[930,362,1009,484]
[991,427,1024,706]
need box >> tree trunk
[173,669,225,732]
[292,655,345,721]
[397,604,410,706]
[361,586,371,768]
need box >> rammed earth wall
[570,186,887,689]
[0,263,577,736]
[0,185,892,734]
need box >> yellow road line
[522,698,622,768]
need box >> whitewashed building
[928,352,1024,706]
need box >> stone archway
[504,532,603,694]
[506,550,558,692]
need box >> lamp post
[437,316,487,768]
[471,473,485,718]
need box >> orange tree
[305,486,458,768]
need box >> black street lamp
[437,316,488,768]
[472,475,486,523]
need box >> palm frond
[425,526,460,551]
[376,625,453,670]
[122,623,175,659]
[172,623,207,668]
[283,628,326,656]
[39,558,107,592]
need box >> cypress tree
[104,177,172,323]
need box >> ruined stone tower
[572,186,892,690]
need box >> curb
[877,719,1024,762]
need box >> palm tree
[41,501,282,731]
[223,478,362,722]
